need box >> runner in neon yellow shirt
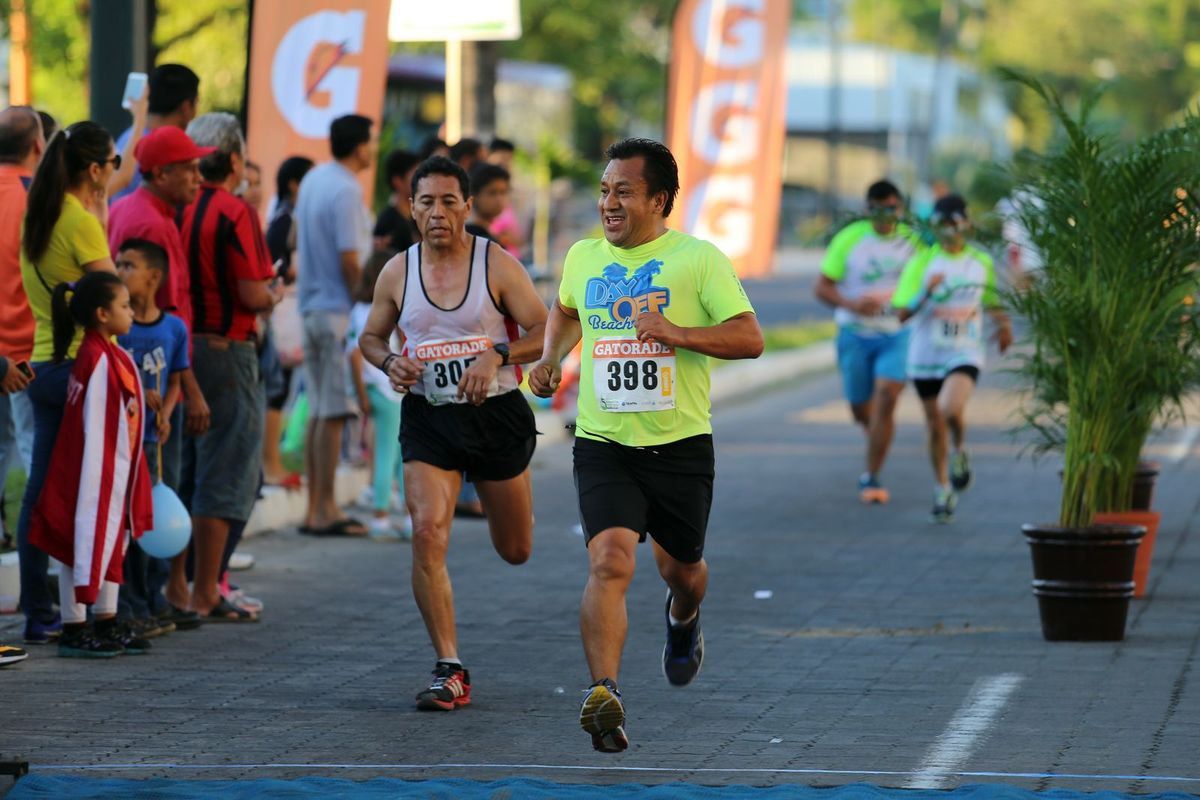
[816,180,923,504]
[892,195,1012,522]
[530,138,762,754]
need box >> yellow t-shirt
[20,194,112,362]
[558,229,755,447]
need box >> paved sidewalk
[2,370,1200,795]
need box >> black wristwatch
[492,342,511,366]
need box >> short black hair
[468,162,510,198]
[148,64,200,115]
[385,149,421,186]
[330,114,373,160]
[866,180,902,203]
[489,137,515,154]
[411,156,469,201]
[276,155,314,200]
[604,138,680,218]
[118,237,170,276]
[449,137,483,166]
[0,106,41,163]
[932,193,969,223]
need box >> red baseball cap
[134,126,216,170]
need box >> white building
[782,29,1013,219]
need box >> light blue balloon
[139,483,192,558]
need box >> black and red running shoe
[415,661,471,711]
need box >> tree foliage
[850,0,1200,146]
[504,0,676,158]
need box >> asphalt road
[4,368,1200,795]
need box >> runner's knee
[494,531,531,565]
[410,518,450,562]
[588,540,636,585]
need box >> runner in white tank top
[399,235,520,404]
[358,157,549,712]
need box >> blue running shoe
[23,614,62,645]
[662,591,704,686]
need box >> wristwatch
[493,342,511,366]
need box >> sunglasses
[99,154,123,171]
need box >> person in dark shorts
[893,195,1012,522]
[528,138,764,753]
[358,156,548,712]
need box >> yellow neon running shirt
[558,229,755,447]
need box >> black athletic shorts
[573,433,715,564]
[400,389,537,482]
[913,365,980,400]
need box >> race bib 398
[592,337,676,413]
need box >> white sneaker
[225,588,264,613]
[356,486,375,510]
[368,516,403,541]
[228,553,255,572]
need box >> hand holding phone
[122,72,148,110]
[1,359,32,394]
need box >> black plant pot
[1132,460,1160,511]
[1022,523,1145,641]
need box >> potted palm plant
[1005,74,1200,640]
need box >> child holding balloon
[29,271,155,658]
[114,239,192,636]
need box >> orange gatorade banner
[245,1,391,206]
[666,0,790,278]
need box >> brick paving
[2,369,1199,794]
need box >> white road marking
[1168,425,1200,464]
[904,673,1024,789]
[31,760,1200,785]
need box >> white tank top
[399,236,519,405]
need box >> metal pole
[445,39,463,143]
[923,0,959,182]
[90,0,138,133]
[827,0,841,219]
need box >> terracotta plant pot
[1022,523,1145,641]
[1131,460,1160,512]
[1094,510,1161,599]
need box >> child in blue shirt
[115,238,191,635]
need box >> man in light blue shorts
[816,180,923,503]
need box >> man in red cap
[108,125,215,631]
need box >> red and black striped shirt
[180,185,273,341]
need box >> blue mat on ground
[7,777,1199,799]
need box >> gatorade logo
[271,10,366,138]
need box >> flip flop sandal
[205,597,259,623]
[310,518,368,537]
[164,605,204,630]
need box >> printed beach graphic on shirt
[584,260,671,330]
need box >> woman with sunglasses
[15,121,120,647]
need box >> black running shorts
[913,365,980,400]
[572,433,715,565]
[400,389,537,482]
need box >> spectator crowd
[0,62,530,664]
